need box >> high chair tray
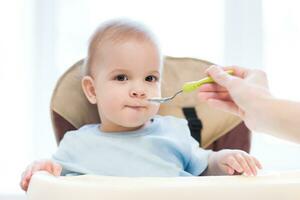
[27,170,300,200]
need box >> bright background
[1,0,300,199]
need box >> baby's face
[92,39,161,132]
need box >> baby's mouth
[125,105,147,110]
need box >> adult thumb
[206,65,234,88]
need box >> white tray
[27,170,300,200]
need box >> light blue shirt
[52,115,210,177]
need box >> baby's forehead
[93,39,161,69]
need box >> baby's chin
[119,118,150,128]
[110,107,159,130]
[116,114,154,129]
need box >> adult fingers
[206,65,237,88]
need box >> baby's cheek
[97,94,119,111]
[149,85,161,98]
[149,103,160,116]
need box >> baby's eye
[114,74,128,81]
[145,75,159,82]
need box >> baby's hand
[211,149,262,176]
[20,159,62,191]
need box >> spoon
[148,70,234,104]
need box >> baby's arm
[20,159,62,191]
[202,149,262,176]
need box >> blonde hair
[83,19,162,76]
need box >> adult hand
[198,65,271,131]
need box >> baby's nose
[130,89,146,98]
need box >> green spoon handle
[182,70,234,93]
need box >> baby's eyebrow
[108,69,130,75]
[148,70,160,75]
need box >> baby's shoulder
[61,124,99,142]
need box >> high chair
[27,56,300,200]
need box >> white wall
[251,0,300,171]
[0,0,34,197]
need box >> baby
[20,19,262,191]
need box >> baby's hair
[82,19,162,77]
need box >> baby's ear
[81,76,97,104]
